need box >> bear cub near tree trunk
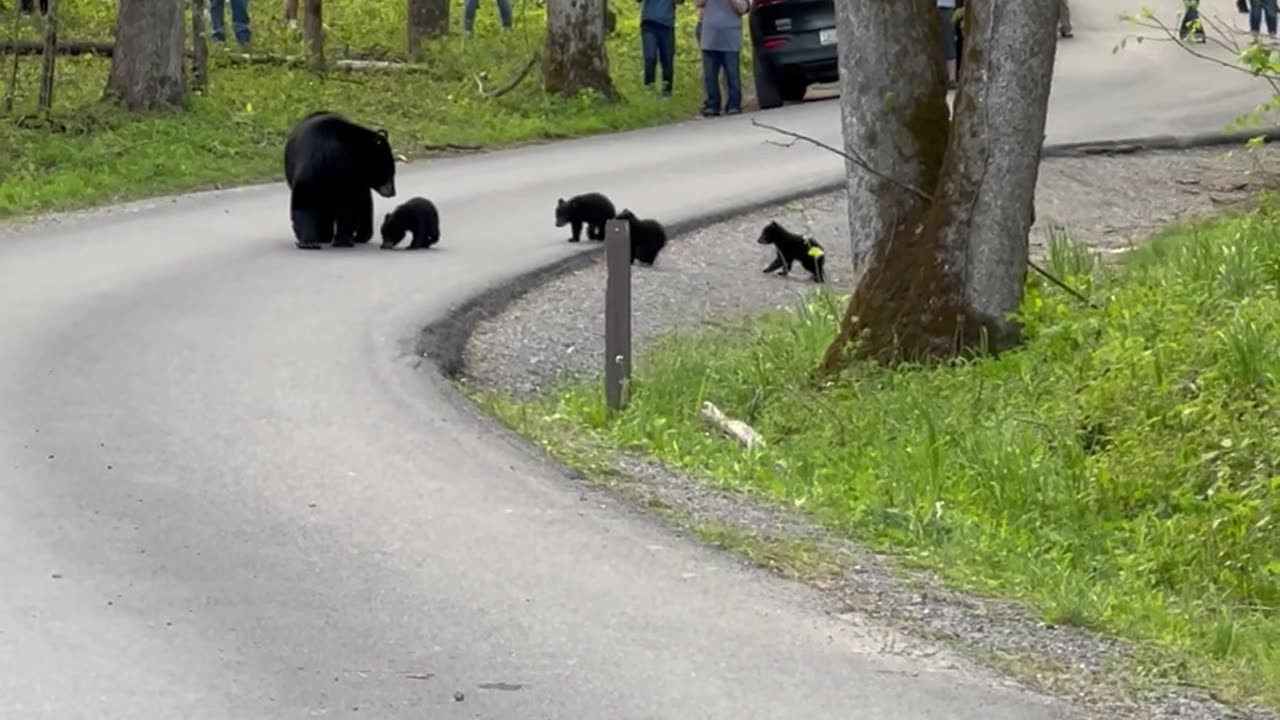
[380,197,441,250]
[757,220,826,283]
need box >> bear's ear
[376,128,389,139]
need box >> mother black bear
[284,111,398,250]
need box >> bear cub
[555,192,616,243]
[757,220,826,283]
[615,209,668,266]
[380,197,441,250]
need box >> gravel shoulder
[458,145,1280,720]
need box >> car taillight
[762,37,787,49]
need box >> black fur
[283,111,397,250]
[380,197,441,250]
[615,208,668,266]
[757,220,826,282]
[555,192,617,242]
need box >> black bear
[380,197,441,250]
[757,220,826,283]
[555,192,616,243]
[615,209,668,266]
[283,111,397,250]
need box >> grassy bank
[0,0,709,219]
[484,200,1280,708]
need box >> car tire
[752,51,785,110]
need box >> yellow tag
[808,247,824,258]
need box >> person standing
[1058,0,1073,38]
[211,0,252,47]
[639,0,682,96]
[695,0,750,116]
[1249,0,1278,42]
[937,0,958,90]
[463,0,513,34]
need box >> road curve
[0,2,1265,717]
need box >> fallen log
[0,41,431,73]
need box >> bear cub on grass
[615,209,668,266]
[380,197,440,250]
[555,192,616,242]
[757,220,826,283]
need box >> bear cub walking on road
[555,192,617,243]
[380,197,441,250]
[758,220,826,283]
[615,209,668,266]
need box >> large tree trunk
[821,0,1059,369]
[834,0,948,270]
[543,0,614,98]
[190,0,209,91]
[407,0,448,59]
[103,0,186,111]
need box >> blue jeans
[1251,0,1278,34]
[463,0,513,32]
[701,50,741,114]
[210,0,250,44]
[641,20,675,95]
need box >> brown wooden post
[304,0,324,72]
[36,0,55,110]
[604,218,632,412]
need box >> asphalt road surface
[0,1,1267,717]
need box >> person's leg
[210,0,227,42]
[230,0,251,45]
[495,0,513,29]
[1266,0,1278,36]
[658,23,676,96]
[462,0,480,33]
[641,22,659,87]
[1251,0,1263,37]
[724,50,742,113]
[1058,0,1073,37]
[701,50,722,115]
[938,7,957,86]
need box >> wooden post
[604,218,632,412]
[36,0,55,110]
[191,0,208,91]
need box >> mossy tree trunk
[819,0,1060,370]
[103,0,186,111]
[543,0,615,99]
[407,0,448,61]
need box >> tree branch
[489,52,539,99]
[750,118,933,202]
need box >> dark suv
[747,0,839,109]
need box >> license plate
[818,28,837,45]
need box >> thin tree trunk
[407,0,447,60]
[103,0,186,111]
[36,0,54,110]
[543,0,614,98]
[304,0,323,71]
[190,0,208,91]
[820,0,1059,370]
[3,2,20,112]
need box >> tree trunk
[407,0,448,60]
[103,0,186,111]
[36,0,55,110]
[190,0,209,91]
[304,0,324,71]
[820,0,1059,369]
[543,0,614,99]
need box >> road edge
[419,127,1280,380]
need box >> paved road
[0,1,1266,718]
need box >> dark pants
[641,20,676,95]
[701,50,741,114]
[1179,0,1205,41]
[211,0,251,44]
[1251,0,1278,34]
[463,0,513,31]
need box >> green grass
[0,0,716,218]
[488,197,1280,708]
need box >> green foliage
[503,198,1280,708]
[0,0,711,218]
